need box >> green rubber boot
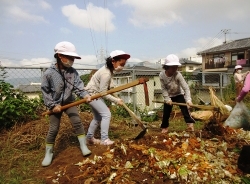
[41,144,54,167]
[77,135,91,156]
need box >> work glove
[84,94,92,103]
[116,98,123,105]
[165,100,172,106]
[52,105,61,113]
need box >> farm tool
[42,77,149,116]
[152,100,219,111]
[113,93,147,140]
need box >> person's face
[112,58,127,68]
[112,58,127,72]
[59,54,75,63]
[58,54,75,67]
[167,65,178,76]
[237,69,242,73]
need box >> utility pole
[97,47,106,64]
[221,29,231,44]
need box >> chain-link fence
[1,66,235,112]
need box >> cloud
[20,58,52,67]
[122,0,182,27]
[39,0,52,10]
[0,58,17,67]
[7,6,48,23]
[61,3,115,32]
[195,37,223,52]
[179,48,199,58]
[122,0,250,27]
[1,54,99,68]
[0,0,51,23]
[179,37,223,58]
[74,55,99,68]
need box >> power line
[104,0,109,57]
[199,30,224,52]
[84,0,98,64]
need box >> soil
[5,111,248,184]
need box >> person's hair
[54,53,58,59]
[54,53,61,62]
[233,69,237,75]
[105,56,124,73]
[162,65,170,70]
[54,53,64,68]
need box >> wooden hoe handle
[42,77,149,116]
[152,100,219,111]
[113,93,146,130]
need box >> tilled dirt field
[3,111,250,184]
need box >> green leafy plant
[223,75,236,101]
[110,103,132,118]
[241,176,250,184]
[0,66,43,130]
[140,108,159,122]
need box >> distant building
[197,37,250,73]
[127,61,162,69]
[179,58,202,72]
[18,83,41,99]
[197,37,250,87]
[190,55,202,63]
[113,65,161,110]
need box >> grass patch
[0,127,46,184]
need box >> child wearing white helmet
[233,65,249,96]
[41,41,92,167]
[159,54,195,133]
[85,50,130,145]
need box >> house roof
[19,85,41,93]
[197,37,250,55]
[114,65,160,76]
[179,58,202,65]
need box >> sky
[1,0,250,69]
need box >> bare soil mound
[2,111,248,184]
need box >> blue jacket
[41,64,89,110]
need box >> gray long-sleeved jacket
[159,71,192,103]
[41,64,89,110]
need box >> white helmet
[235,65,242,70]
[110,50,130,60]
[54,41,81,59]
[164,54,181,66]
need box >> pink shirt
[237,73,250,102]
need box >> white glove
[116,98,123,105]
[52,105,61,113]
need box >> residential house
[113,65,162,110]
[18,83,41,99]
[197,37,250,86]
[179,58,202,72]
[197,37,250,72]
